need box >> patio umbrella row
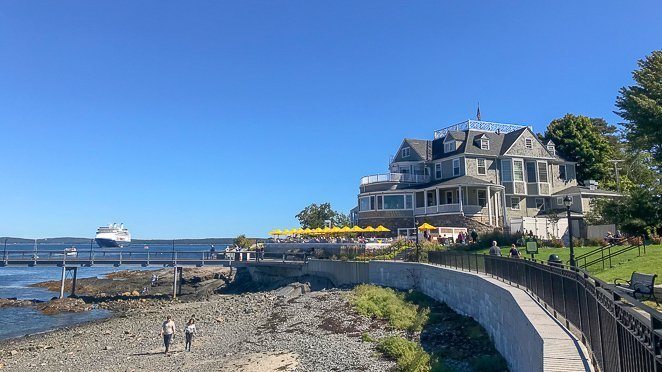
[268,225,391,236]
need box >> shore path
[0,289,395,371]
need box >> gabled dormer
[546,140,556,156]
[443,131,464,153]
[391,138,431,163]
[474,133,490,150]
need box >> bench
[614,272,658,305]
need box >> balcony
[360,173,430,186]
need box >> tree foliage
[616,50,662,162]
[544,114,614,183]
[233,234,253,249]
[295,202,350,228]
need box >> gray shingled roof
[404,138,431,160]
[463,129,505,157]
[413,175,503,189]
[553,186,621,196]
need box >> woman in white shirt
[184,318,197,352]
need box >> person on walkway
[160,315,176,356]
[470,229,478,244]
[509,244,521,258]
[184,318,196,351]
[489,241,501,256]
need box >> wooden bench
[614,272,658,305]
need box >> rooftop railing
[360,173,430,186]
[434,120,531,139]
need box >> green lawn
[474,244,662,281]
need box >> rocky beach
[0,268,398,371]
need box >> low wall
[246,260,590,371]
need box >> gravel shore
[0,287,396,371]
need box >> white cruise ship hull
[95,238,131,248]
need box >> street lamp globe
[563,195,573,208]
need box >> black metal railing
[428,251,662,372]
[575,238,646,270]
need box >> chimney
[585,180,598,191]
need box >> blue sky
[1,1,660,238]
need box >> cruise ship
[95,223,131,248]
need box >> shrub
[477,231,518,248]
[543,239,564,248]
[377,336,431,372]
[351,285,429,332]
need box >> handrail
[576,236,645,270]
[360,172,430,185]
[575,237,628,260]
[427,251,662,372]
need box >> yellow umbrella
[303,228,313,235]
[418,222,437,231]
[281,229,291,235]
[330,226,342,233]
[363,226,376,232]
[322,226,332,234]
[350,225,364,233]
[269,229,283,236]
[339,226,352,234]
[293,228,304,235]
[312,227,323,234]
[375,225,391,232]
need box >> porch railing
[427,251,662,372]
[360,173,430,186]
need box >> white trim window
[535,198,545,210]
[444,141,456,153]
[526,162,537,183]
[480,139,489,150]
[510,196,521,210]
[477,158,487,175]
[405,195,413,209]
[547,145,555,156]
[452,158,460,176]
[559,164,567,180]
[435,163,442,179]
[556,197,563,206]
[513,160,524,182]
[402,147,411,158]
[537,161,548,183]
[501,159,512,182]
[525,138,533,149]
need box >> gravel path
[0,288,395,371]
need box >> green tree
[616,50,662,162]
[544,114,614,183]
[233,234,253,249]
[295,203,350,228]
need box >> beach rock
[9,350,18,356]
[103,346,113,351]
[130,291,140,296]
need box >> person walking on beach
[160,315,176,356]
[184,318,196,351]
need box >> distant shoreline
[0,237,259,245]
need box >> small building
[355,119,619,238]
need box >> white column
[458,186,463,214]
[486,186,492,226]
[59,266,66,299]
[494,192,500,227]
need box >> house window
[359,197,370,211]
[444,141,456,153]
[556,197,563,206]
[535,198,545,210]
[405,195,413,209]
[477,190,487,207]
[501,159,512,182]
[477,158,487,175]
[526,162,537,182]
[480,139,489,150]
[383,195,404,209]
[513,160,524,181]
[559,165,567,180]
[525,138,533,149]
[377,195,383,210]
[426,190,437,206]
[415,192,425,208]
[370,196,375,210]
[435,163,442,179]
[547,145,555,156]
[537,161,548,182]
[402,147,411,158]
[453,159,460,176]
[445,191,453,204]
[510,196,521,210]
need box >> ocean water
[0,243,227,340]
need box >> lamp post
[563,195,575,268]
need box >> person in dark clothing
[509,244,521,258]
[184,318,196,351]
[470,229,478,243]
